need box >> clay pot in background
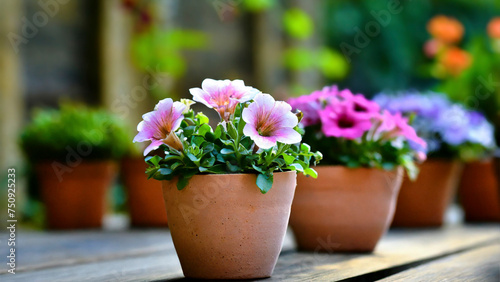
[459,159,500,222]
[36,161,117,229]
[121,157,168,227]
[162,171,296,280]
[392,159,463,227]
[289,166,403,253]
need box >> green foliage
[243,0,276,12]
[302,125,419,180]
[283,8,314,40]
[131,28,208,77]
[20,104,130,162]
[144,104,322,193]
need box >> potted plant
[132,79,321,280]
[455,112,498,222]
[287,86,424,252]
[20,104,129,229]
[374,91,497,226]
[121,148,169,227]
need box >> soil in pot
[289,166,403,253]
[121,157,168,227]
[392,159,463,227]
[459,159,500,222]
[162,171,296,280]
[36,161,117,229]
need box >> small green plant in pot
[287,86,424,252]
[133,78,321,280]
[20,104,129,229]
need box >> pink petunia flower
[347,94,380,119]
[375,110,427,151]
[133,98,186,156]
[242,93,301,149]
[391,112,427,150]
[288,86,339,126]
[319,100,372,139]
[189,78,260,121]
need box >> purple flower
[243,93,301,149]
[319,100,372,139]
[133,98,186,156]
[436,105,469,146]
[374,91,450,119]
[189,78,260,121]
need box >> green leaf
[187,152,200,163]
[170,162,182,171]
[221,148,234,155]
[256,173,273,194]
[301,143,311,153]
[287,163,303,171]
[192,136,205,146]
[202,143,215,153]
[201,156,215,167]
[214,124,223,139]
[226,161,240,172]
[158,168,173,176]
[304,168,318,178]
[203,164,227,174]
[196,124,212,136]
[227,122,238,140]
[177,176,190,190]
[282,154,295,165]
[195,112,209,124]
[146,155,162,166]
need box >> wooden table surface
[1,224,499,281]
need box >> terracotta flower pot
[121,157,168,227]
[289,166,403,253]
[162,171,296,280]
[459,159,500,222]
[36,161,117,229]
[392,159,463,227]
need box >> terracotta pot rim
[164,170,296,178]
[311,165,401,171]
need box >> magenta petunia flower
[133,98,186,156]
[348,94,380,119]
[288,86,339,126]
[319,100,372,139]
[189,78,259,121]
[242,93,301,149]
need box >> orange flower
[487,17,500,39]
[427,15,464,44]
[439,47,472,76]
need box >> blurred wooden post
[100,0,151,133]
[0,0,24,220]
[252,8,287,94]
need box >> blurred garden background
[0,0,499,229]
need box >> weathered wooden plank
[1,225,498,281]
[268,225,500,281]
[380,244,500,281]
[0,228,295,275]
[0,230,175,274]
